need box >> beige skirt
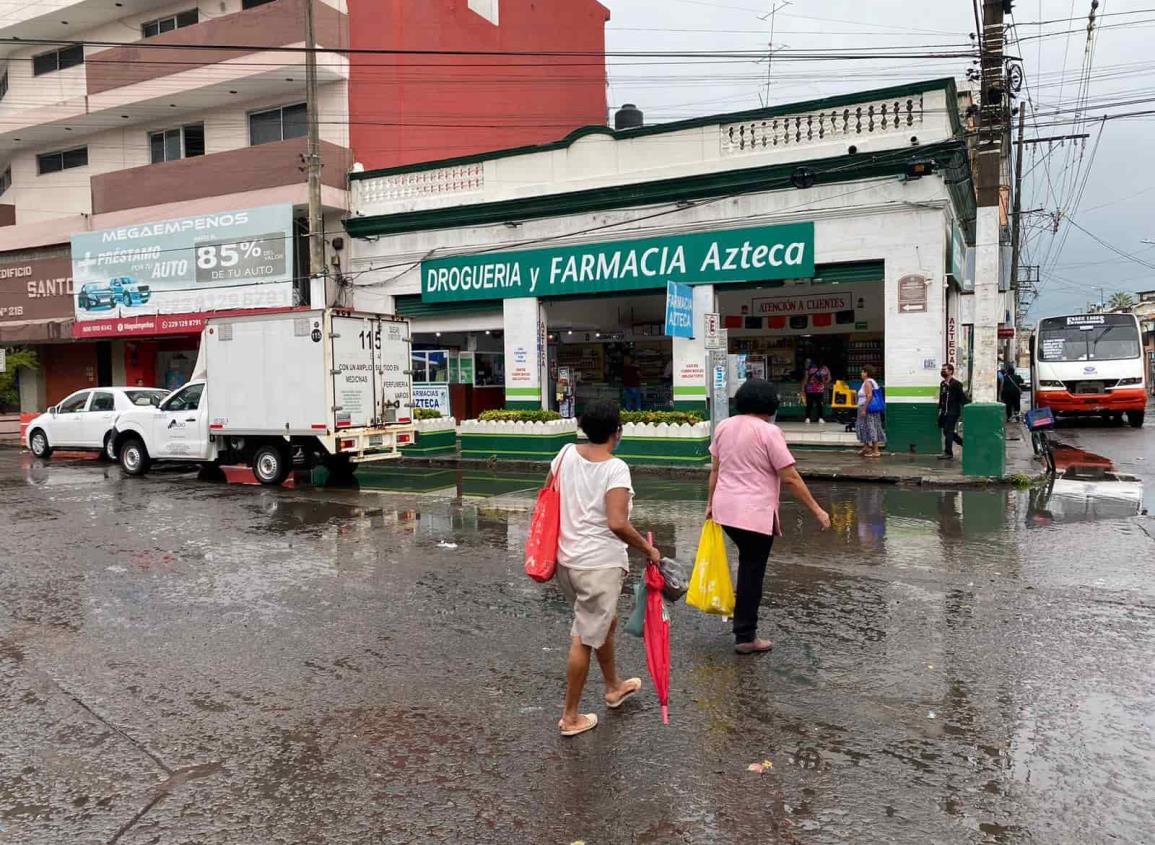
[556,565,626,649]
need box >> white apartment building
[0,0,351,403]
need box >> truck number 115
[359,328,382,351]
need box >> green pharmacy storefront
[416,221,926,448]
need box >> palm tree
[1107,291,1137,312]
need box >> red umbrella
[643,560,671,725]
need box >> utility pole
[304,0,326,305]
[972,0,1008,404]
[1009,102,1026,307]
[961,0,1010,476]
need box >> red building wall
[348,0,610,171]
[42,343,99,405]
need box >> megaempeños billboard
[71,205,294,323]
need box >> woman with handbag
[546,400,661,737]
[856,365,886,459]
[705,379,830,654]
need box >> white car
[26,387,170,461]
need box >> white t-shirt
[549,445,634,571]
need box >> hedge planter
[402,417,458,457]
[615,421,712,466]
[459,418,577,461]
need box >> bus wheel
[1127,410,1145,429]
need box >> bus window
[1038,319,1140,362]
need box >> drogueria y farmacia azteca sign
[420,222,815,302]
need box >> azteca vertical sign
[70,204,295,329]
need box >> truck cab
[113,381,214,473]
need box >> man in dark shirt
[621,354,643,411]
[937,363,968,460]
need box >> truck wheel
[252,444,290,486]
[1127,410,1145,428]
[102,432,117,462]
[120,437,151,476]
[29,428,52,459]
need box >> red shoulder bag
[524,446,570,583]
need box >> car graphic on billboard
[76,277,153,311]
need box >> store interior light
[436,332,442,337]
[567,330,573,336]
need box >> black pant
[1004,392,1021,420]
[942,414,963,456]
[805,392,825,422]
[721,525,775,644]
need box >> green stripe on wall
[673,386,707,397]
[505,387,542,397]
[886,386,938,399]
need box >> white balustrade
[720,95,924,156]
[356,162,485,206]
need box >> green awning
[813,261,885,284]
[394,295,501,320]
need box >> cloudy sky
[602,0,1155,318]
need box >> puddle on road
[1027,444,1146,526]
[342,464,710,502]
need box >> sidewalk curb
[396,454,1039,490]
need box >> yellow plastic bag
[686,520,735,616]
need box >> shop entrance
[718,267,885,423]
[410,330,507,419]
[544,292,673,415]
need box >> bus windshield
[1038,317,1140,363]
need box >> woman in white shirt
[547,400,661,737]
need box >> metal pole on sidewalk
[304,0,326,303]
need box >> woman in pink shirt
[706,379,831,654]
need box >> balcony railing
[90,138,351,214]
[720,95,925,156]
[86,0,347,95]
[354,163,486,207]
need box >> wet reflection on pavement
[1,450,1153,844]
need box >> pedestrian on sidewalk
[1000,362,1023,421]
[621,354,643,412]
[802,358,831,424]
[705,379,831,654]
[938,363,968,461]
[547,400,659,737]
[855,366,886,458]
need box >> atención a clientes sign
[421,222,814,303]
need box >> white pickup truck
[111,309,414,485]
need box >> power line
[0,36,980,60]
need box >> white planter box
[413,416,456,434]
[620,421,711,440]
[459,418,577,436]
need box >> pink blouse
[709,415,797,536]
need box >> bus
[1032,313,1146,428]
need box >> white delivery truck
[111,309,414,485]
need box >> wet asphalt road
[1,424,1154,845]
